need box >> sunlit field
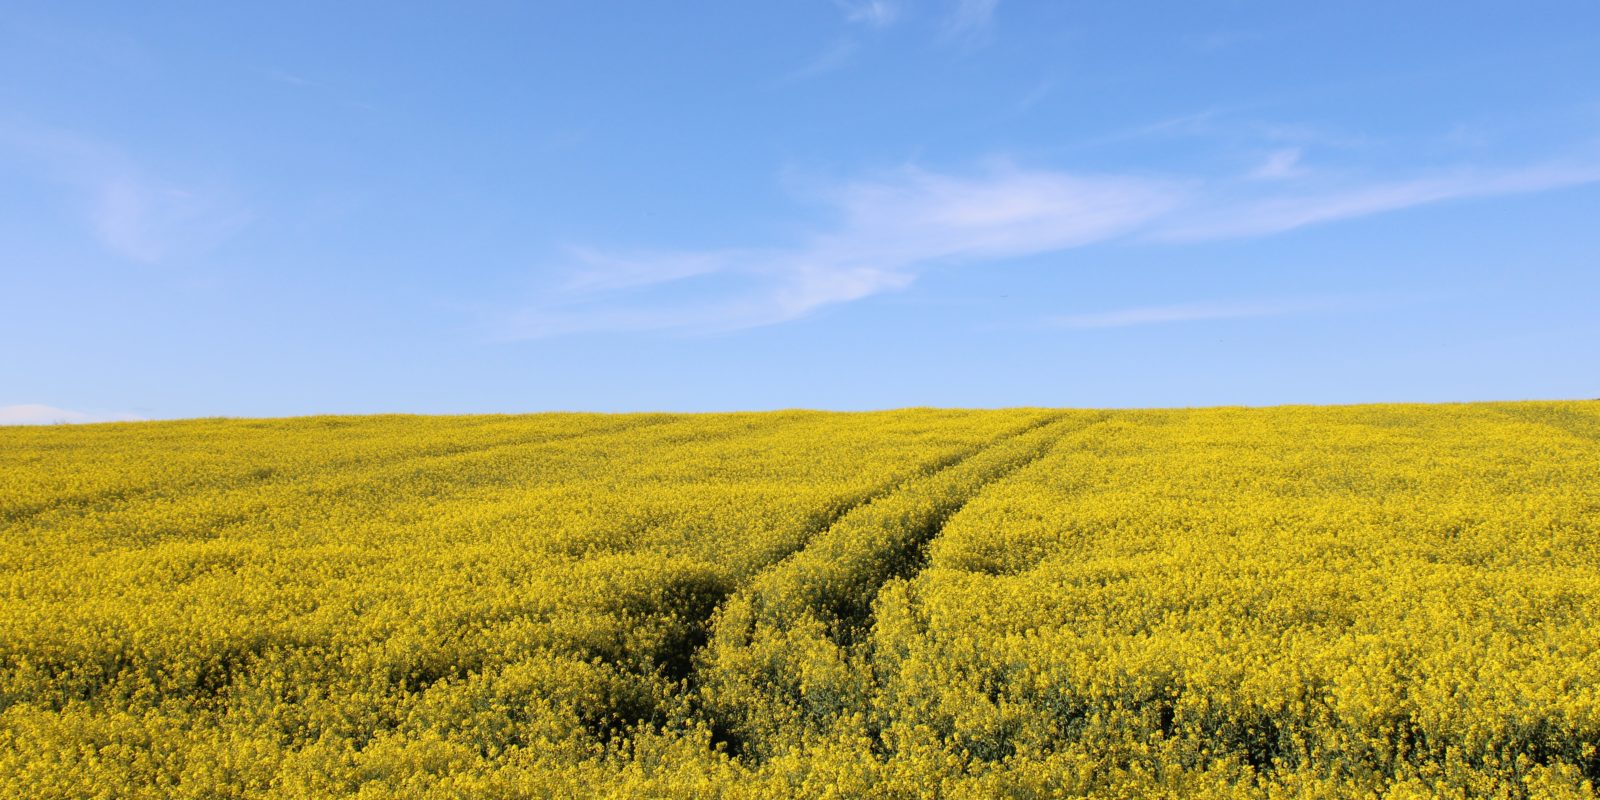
[3,403,1598,798]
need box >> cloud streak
[783,38,861,83]
[1159,160,1600,241]
[503,154,1600,339]
[502,165,1181,338]
[1248,148,1305,180]
[90,176,251,263]
[1050,300,1324,329]
[943,0,1000,44]
[0,121,251,263]
[834,0,997,33]
[836,0,902,27]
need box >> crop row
[0,409,1059,798]
[862,404,1600,797]
[3,402,1598,798]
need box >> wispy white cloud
[943,0,1000,44]
[561,247,735,293]
[258,66,316,87]
[502,150,1600,339]
[783,38,861,82]
[1157,160,1600,241]
[1248,148,1305,180]
[1071,110,1368,156]
[504,262,918,339]
[1013,80,1055,113]
[1064,108,1230,151]
[502,164,1181,338]
[0,121,252,263]
[0,404,145,426]
[90,176,251,263]
[801,0,1001,84]
[1050,299,1325,329]
[818,164,1180,259]
[834,0,1000,35]
[255,65,379,112]
[837,0,902,27]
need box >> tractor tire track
[554,412,1074,747]
[686,412,1105,759]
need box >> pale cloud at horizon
[0,404,146,426]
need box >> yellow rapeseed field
[2,402,1597,798]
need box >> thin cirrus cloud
[836,0,998,34]
[782,38,862,83]
[502,153,1600,340]
[1050,300,1328,330]
[943,0,1000,43]
[0,121,251,264]
[501,166,1183,339]
[90,176,250,263]
[1157,159,1600,242]
[794,0,999,82]
[1248,148,1305,181]
[837,0,901,28]
[0,404,146,426]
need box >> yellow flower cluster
[2,402,1597,798]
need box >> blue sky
[3,1,1599,421]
